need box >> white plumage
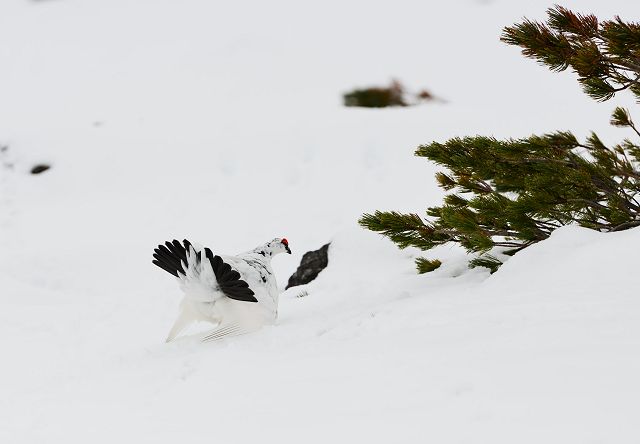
[152,238,291,342]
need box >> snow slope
[1,0,639,442]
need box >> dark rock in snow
[0,145,13,170]
[30,164,51,175]
[286,243,330,289]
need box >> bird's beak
[285,246,291,254]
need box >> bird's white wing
[201,322,247,342]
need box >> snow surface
[1,0,639,442]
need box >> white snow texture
[0,0,639,443]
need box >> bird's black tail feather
[152,239,194,278]
[152,240,257,303]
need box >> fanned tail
[152,239,257,303]
[152,239,195,278]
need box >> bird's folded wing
[203,248,257,302]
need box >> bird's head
[276,237,292,255]
[259,238,291,257]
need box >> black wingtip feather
[203,249,257,303]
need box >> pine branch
[502,6,640,102]
[611,220,640,231]
[360,8,640,276]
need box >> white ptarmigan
[152,238,291,342]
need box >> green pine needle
[415,258,442,274]
[611,107,632,127]
[469,255,503,274]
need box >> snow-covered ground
[1,0,639,442]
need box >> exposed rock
[0,145,13,170]
[286,243,330,289]
[30,164,51,175]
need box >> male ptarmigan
[152,238,291,342]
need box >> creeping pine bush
[343,79,436,108]
[360,6,640,273]
[344,79,407,108]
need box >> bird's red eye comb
[281,238,288,246]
